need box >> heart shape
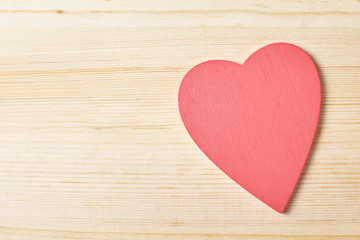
[178,43,321,213]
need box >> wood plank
[0,1,359,239]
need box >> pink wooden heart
[178,43,321,213]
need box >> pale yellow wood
[0,0,360,239]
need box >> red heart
[178,43,321,213]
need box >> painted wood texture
[178,43,321,213]
[0,1,359,239]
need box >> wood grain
[0,1,359,239]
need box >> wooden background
[0,1,359,239]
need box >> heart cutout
[178,43,321,213]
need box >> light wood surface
[0,1,359,239]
